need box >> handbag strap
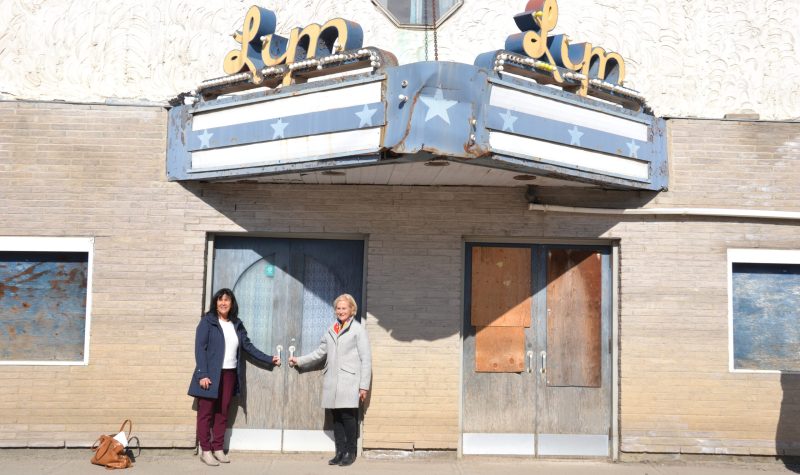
[117,419,132,438]
[127,436,142,457]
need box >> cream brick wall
[1,102,799,454]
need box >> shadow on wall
[181,182,645,343]
[778,373,800,472]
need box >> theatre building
[1,0,799,460]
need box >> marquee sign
[169,2,666,192]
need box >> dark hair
[210,288,239,320]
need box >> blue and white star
[419,88,457,124]
[568,126,584,146]
[499,109,518,132]
[197,129,213,149]
[626,139,640,158]
[271,118,289,140]
[355,104,378,127]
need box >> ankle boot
[328,450,343,465]
[338,451,356,466]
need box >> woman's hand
[359,389,368,403]
[199,377,212,390]
[272,355,281,366]
[288,356,298,367]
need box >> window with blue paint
[732,262,800,371]
[373,0,462,28]
[0,251,88,362]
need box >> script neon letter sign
[505,0,626,95]
[223,6,364,85]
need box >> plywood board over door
[470,247,532,327]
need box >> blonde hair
[334,293,358,317]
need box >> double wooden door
[462,243,612,456]
[211,236,364,451]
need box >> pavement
[2,449,800,475]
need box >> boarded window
[732,262,800,371]
[546,249,602,387]
[0,250,89,362]
[471,246,531,372]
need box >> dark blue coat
[187,312,274,399]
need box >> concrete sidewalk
[2,449,799,475]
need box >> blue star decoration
[499,109,518,132]
[419,88,457,124]
[568,126,584,146]
[355,104,378,127]
[271,118,289,140]
[626,139,640,158]
[197,129,213,149]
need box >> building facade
[1,0,799,459]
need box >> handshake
[269,356,299,367]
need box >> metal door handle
[526,351,534,373]
[276,345,283,362]
[540,351,547,374]
[288,345,296,359]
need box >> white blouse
[219,319,239,369]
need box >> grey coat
[295,318,372,408]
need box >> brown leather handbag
[90,420,133,470]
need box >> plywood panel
[546,249,601,387]
[470,247,531,327]
[475,326,525,372]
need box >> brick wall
[1,102,799,454]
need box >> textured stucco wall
[1,0,798,120]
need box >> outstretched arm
[291,334,328,368]
[240,325,280,367]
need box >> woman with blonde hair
[289,293,372,466]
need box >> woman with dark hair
[187,288,280,466]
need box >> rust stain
[0,282,19,299]
[6,326,15,337]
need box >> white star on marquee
[197,129,213,148]
[568,126,584,146]
[626,139,640,158]
[419,88,457,124]
[355,104,378,127]
[499,109,518,132]
[271,118,289,140]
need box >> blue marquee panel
[188,102,385,152]
[167,62,667,190]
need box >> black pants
[330,408,359,453]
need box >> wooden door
[282,239,365,451]
[535,246,611,456]
[212,237,289,451]
[462,244,537,455]
[462,243,611,457]
[211,236,364,452]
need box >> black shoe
[338,452,355,466]
[328,451,343,465]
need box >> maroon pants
[196,369,236,451]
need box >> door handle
[526,351,534,373]
[276,345,283,362]
[540,351,547,375]
[288,345,296,360]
